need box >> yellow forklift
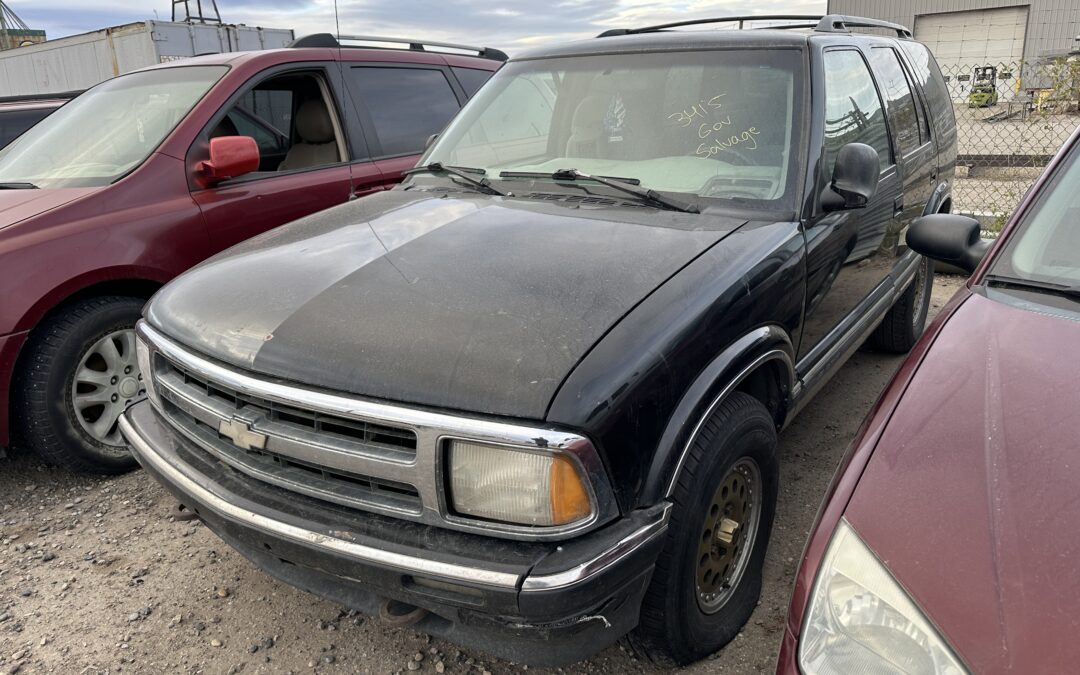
[967,65,999,107]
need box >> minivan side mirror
[200,136,260,186]
[907,213,992,275]
[821,142,880,212]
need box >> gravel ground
[0,275,967,675]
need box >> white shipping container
[0,21,295,97]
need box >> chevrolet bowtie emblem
[218,417,267,451]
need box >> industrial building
[827,1,1080,74]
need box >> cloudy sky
[9,0,828,53]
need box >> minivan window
[0,66,227,189]
[349,67,461,157]
[868,47,922,156]
[452,67,494,97]
[822,50,891,174]
[0,108,53,148]
[426,49,805,209]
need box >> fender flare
[638,325,796,506]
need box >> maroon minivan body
[779,125,1080,673]
[0,43,499,463]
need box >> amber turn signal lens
[550,454,592,525]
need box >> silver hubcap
[71,329,143,446]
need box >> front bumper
[121,401,669,665]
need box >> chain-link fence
[939,58,1079,230]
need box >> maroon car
[779,124,1080,674]
[0,34,501,473]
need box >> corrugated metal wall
[827,0,1080,61]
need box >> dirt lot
[0,275,966,675]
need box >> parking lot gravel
[0,274,967,675]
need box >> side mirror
[821,143,880,211]
[199,136,260,186]
[425,133,439,150]
[907,213,992,275]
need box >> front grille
[153,354,423,516]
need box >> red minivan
[0,34,502,472]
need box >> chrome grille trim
[137,321,619,541]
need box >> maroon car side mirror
[199,136,260,187]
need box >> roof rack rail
[597,13,912,39]
[288,33,508,62]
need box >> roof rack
[288,33,508,62]
[597,14,912,39]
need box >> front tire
[630,392,779,666]
[868,257,934,353]
[15,296,145,474]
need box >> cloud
[7,0,828,54]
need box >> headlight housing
[447,439,593,527]
[799,520,967,675]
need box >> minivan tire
[15,296,145,474]
[629,391,778,666]
[868,257,934,353]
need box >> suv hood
[148,191,745,419]
[845,290,1080,673]
[0,187,99,232]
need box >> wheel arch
[638,325,795,507]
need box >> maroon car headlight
[798,520,967,675]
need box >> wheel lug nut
[124,366,132,374]
[110,376,118,384]
[111,394,118,402]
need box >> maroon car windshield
[0,65,227,189]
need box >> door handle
[351,184,387,200]
[893,195,904,216]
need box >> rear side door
[798,46,902,368]
[867,45,935,225]
[341,63,473,182]
[187,64,355,251]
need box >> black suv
[120,15,956,666]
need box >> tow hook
[379,599,429,627]
[172,502,199,522]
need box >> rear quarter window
[452,67,495,98]
[898,41,955,141]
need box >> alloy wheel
[70,329,143,446]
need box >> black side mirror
[907,214,992,275]
[821,143,880,212]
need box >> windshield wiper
[0,182,38,189]
[498,168,699,213]
[984,274,1080,301]
[404,162,507,197]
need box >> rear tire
[629,392,778,666]
[15,296,145,474]
[868,257,934,353]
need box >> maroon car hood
[0,187,98,232]
[847,290,1080,674]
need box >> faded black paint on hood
[147,190,746,419]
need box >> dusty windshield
[424,49,805,209]
[0,65,227,189]
[993,146,1080,287]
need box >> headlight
[447,440,592,527]
[135,332,160,409]
[799,520,967,675]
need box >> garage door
[914,6,1028,71]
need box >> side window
[348,67,461,157]
[899,41,955,137]
[868,48,923,156]
[822,50,892,175]
[452,67,494,98]
[0,108,52,148]
[211,71,346,174]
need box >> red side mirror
[199,136,260,187]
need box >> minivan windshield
[0,65,227,189]
[991,143,1080,289]
[423,49,805,209]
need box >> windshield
[0,65,227,189]
[423,49,805,209]
[991,144,1080,287]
